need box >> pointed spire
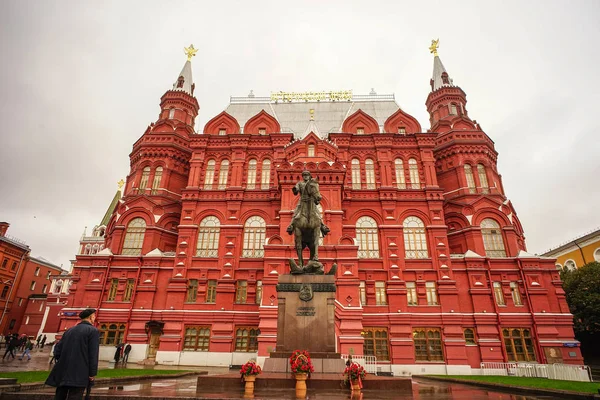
[172,45,196,95]
[303,108,320,137]
[429,39,454,91]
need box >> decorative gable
[203,111,240,134]
[244,110,280,134]
[341,109,379,134]
[384,108,422,134]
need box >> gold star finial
[117,179,125,189]
[184,44,198,61]
[309,109,315,121]
[429,39,440,57]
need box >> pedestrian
[36,334,42,348]
[41,334,47,348]
[122,343,132,364]
[49,339,60,365]
[18,338,34,361]
[45,308,99,400]
[2,334,18,360]
[113,343,123,365]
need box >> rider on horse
[286,170,330,237]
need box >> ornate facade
[61,46,582,374]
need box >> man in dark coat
[122,343,132,364]
[45,308,99,400]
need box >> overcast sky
[1,0,599,269]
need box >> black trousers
[54,386,85,400]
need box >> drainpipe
[484,259,509,363]
[516,257,546,364]
[573,241,587,265]
[0,251,28,333]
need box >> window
[503,328,536,362]
[375,281,387,305]
[464,165,476,194]
[481,219,506,257]
[493,282,505,306]
[365,158,375,189]
[184,326,210,351]
[594,248,600,262]
[30,281,36,290]
[450,103,457,115]
[39,302,43,311]
[177,76,184,88]
[196,216,220,257]
[351,158,361,189]
[206,280,217,303]
[510,282,522,306]
[408,158,420,189]
[307,144,315,157]
[246,159,257,189]
[406,282,417,305]
[42,284,47,294]
[1,259,7,269]
[186,279,198,303]
[356,216,379,258]
[357,127,364,135]
[398,126,406,134]
[218,128,226,135]
[168,108,175,119]
[18,298,23,306]
[261,159,271,189]
[46,271,51,280]
[204,160,215,190]
[394,159,406,189]
[107,279,118,301]
[218,160,229,189]
[403,217,428,259]
[35,267,40,276]
[413,328,444,361]
[362,328,389,361]
[564,260,576,271]
[11,261,16,271]
[242,216,266,258]
[98,323,127,345]
[151,167,163,194]
[359,281,367,306]
[235,280,247,304]
[258,128,266,135]
[463,328,476,345]
[139,167,150,193]
[25,316,29,325]
[122,218,146,255]
[256,281,263,305]
[0,286,8,299]
[235,327,260,352]
[477,164,489,193]
[425,281,438,305]
[123,278,135,302]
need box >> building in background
[62,43,582,374]
[542,228,600,270]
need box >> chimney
[0,222,9,237]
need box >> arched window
[307,144,315,157]
[204,160,215,190]
[91,244,99,254]
[594,248,600,262]
[356,216,379,258]
[351,158,361,190]
[408,158,420,189]
[481,219,506,257]
[139,167,150,194]
[247,159,257,189]
[242,216,266,258]
[394,159,406,189]
[168,108,175,119]
[151,166,163,195]
[464,165,476,194]
[564,260,576,271]
[261,159,271,190]
[84,244,91,255]
[218,160,229,190]
[177,76,184,88]
[477,164,489,193]
[403,216,428,259]
[450,103,457,115]
[122,218,146,255]
[196,216,220,257]
[365,159,375,189]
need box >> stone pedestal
[263,274,345,373]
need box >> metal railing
[480,362,592,382]
[341,354,378,375]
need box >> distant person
[2,334,18,360]
[40,334,47,348]
[18,338,34,361]
[49,339,60,365]
[122,343,132,364]
[113,343,124,365]
[36,334,42,348]
[45,308,99,400]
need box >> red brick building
[61,46,581,374]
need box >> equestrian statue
[286,170,336,275]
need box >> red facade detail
[203,111,241,134]
[384,108,422,134]
[341,109,379,134]
[244,110,280,134]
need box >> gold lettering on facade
[270,90,353,102]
